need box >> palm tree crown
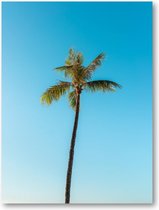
[40,49,121,108]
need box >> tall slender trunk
[65,93,80,204]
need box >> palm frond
[55,65,74,78]
[85,53,105,74]
[68,90,77,110]
[59,81,72,86]
[84,80,121,92]
[55,49,87,82]
[40,81,71,105]
[76,53,84,65]
[55,65,73,71]
[72,66,89,83]
[65,49,77,66]
[80,68,92,81]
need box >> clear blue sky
[2,2,152,203]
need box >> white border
[0,0,158,209]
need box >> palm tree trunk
[65,93,80,204]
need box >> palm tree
[40,49,121,204]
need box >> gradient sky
[2,2,152,203]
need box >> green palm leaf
[55,65,74,78]
[41,81,71,105]
[84,80,121,92]
[65,48,76,65]
[84,53,105,74]
[68,90,77,110]
[76,53,84,65]
[55,65,73,71]
[56,49,85,80]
